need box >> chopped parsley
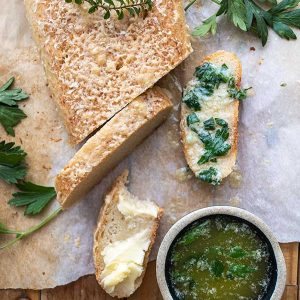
[186,112,200,126]
[197,167,221,185]
[197,118,231,165]
[182,63,250,110]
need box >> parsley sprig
[0,141,27,184]
[188,0,300,46]
[0,77,28,136]
[197,167,221,185]
[0,140,60,249]
[65,0,153,19]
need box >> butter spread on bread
[24,0,192,143]
[55,86,172,208]
[93,171,162,298]
[180,51,242,185]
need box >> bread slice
[180,50,242,184]
[93,170,163,298]
[24,0,192,144]
[55,86,172,208]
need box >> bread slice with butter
[93,170,162,298]
[24,0,192,144]
[180,51,242,185]
[55,86,172,208]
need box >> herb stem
[0,207,62,250]
[185,0,198,11]
[211,0,221,5]
[24,207,62,236]
[96,1,151,11]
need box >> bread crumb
[228,168,243,189]
[64,234,71,242]
[174,167,193,182]
[229,196,241,207]
[258,58,264,65]
[74,237,81,248]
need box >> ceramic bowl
[156,206,286,300]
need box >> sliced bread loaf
[55,86,172,208]
[93,170,162,298]
[24,0,192,143]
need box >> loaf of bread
[180,51,242,185]
[55,86,172,208]
[24,0,192,143]
[93,170,163,298]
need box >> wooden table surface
[1,243,299,300]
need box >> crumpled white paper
[0,0,299,289]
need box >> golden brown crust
[180,50,242,181]
[24,0,192,144]
[55,86,172,209]
[93,170,163,298]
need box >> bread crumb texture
[55,87,172,205]
[25,0,192,143]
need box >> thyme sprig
[65,0,153,19]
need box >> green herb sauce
[167,216,274,300]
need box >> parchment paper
[0,0,299,289]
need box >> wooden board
[1,243,298,300]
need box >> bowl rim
[156,206,287,300]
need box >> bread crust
[24,0,192,144]
[55,86,172,208]
[93,170,163,298]
[180,50,242,181]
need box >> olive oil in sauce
[167,216,275,300]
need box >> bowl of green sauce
[157,206,286,300]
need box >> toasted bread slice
[24,0,192,144]
[93,170,163,298]
[180,51,242,185]
[55,86,172,208]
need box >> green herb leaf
[0,77,28,136]
[210,259,225,277]
[273,21,297,39]
[183,90,202,111]
[198,118,231,164]
[227,0,248,31]
[187,113,200,126]
[8,182,57,216]
[228,264,256,278]
[228,246,247,258]
[190,0,300,45]
[197,167,221,185]
[203,117,216,130]
[0,141,27,166]
[0,78,29,106]
[0,141,27,184]
[192,15,218,36]
[178,220,210,245]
